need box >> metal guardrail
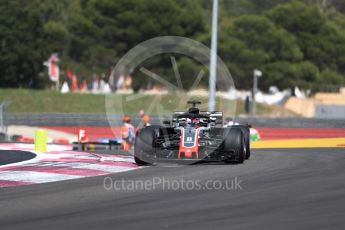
[5,113,345,128]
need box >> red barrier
[256,128,345,140]
[53,138,70,145]
[16,137,34,143]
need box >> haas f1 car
[134,101,250,165]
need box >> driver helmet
[188,107,199,114]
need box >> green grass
[0,89,106,113]
[0,89,297,117]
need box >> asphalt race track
[0,148,344,230]
[0,150,35,166]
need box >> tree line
[0,0,344,92]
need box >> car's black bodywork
[134,101,250,165]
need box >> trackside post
[35,129,47,152]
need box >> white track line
[0,171,82,183]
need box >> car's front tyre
[134,127,157,165]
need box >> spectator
[116,75,125,90]
[142,115,151,128]
[124,75,133,90]
[120,115,135,151]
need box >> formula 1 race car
[134,101,250,165]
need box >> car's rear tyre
[245,139,250,159]
[232,126,250,160]
[241,127,251,160]
[224,128,245,164]
[134,127,157,165]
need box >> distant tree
[219,15,303,89]
[0,0,47,88]
[1,0,344,91]
[266,1,345,73]
[262,61,320,90]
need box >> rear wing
[172,111,223,126]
